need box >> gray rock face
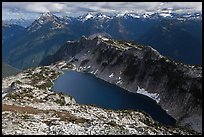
[40,36,202,133]
[2,82,17,99]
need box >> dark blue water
[52,71,176,126]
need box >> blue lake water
[52,71,176,126]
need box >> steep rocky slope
[2,63,20,78]
[40,36,202,133]
[2,63,198,135]
[2,24,25,58]
[137,19,202,65]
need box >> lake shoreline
[52,70,176,126]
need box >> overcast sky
[2,2,202,20]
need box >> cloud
[2,2,202,19]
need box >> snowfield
[136,86,160,103]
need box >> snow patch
[116,80,123,85]
[133,15,140,18]
[38,19,44,24]
[94,69,98,75]
[136,86,160,103]
[101,37,109,41]
[20,84,34,89]
[90,70,95,74]
[85,13,93,20]
[160,13,172,17]
[2,93,7,99]
[109,73,114,78]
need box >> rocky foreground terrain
[2,63,199,135]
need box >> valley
[2,11,202,69]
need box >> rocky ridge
[40,36,202,133]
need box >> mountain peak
[27,12,63,32]
[80,13,94,21]
[41,12,54,17]
[38,12,57,21]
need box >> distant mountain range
[2,11,202,69]
[2,18,34,28]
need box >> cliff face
[40,36,202,132]
[2,63,199,135]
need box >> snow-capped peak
[36,12,60,24]
[38,12,56,20]
[77,13,94,22]
[78,12,111,22]
[98,14,106,18]
[41,12,53,17]
[85,13,94,20]
[27,12,64,32]
[159,13,172,18]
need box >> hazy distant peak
[41,12,53,17]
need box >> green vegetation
[7,92,21,99]
[27,67,60,90]
[16,80,22,84]
[7,89,34,100]
[105,39,142,51]
[55,97,66,106]
[5,26,75,69]
[36,80,52,90]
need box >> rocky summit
[2,62,199,135]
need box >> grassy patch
[7,88,34,99]
[36,80,53,90]
[7,92,21,99]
